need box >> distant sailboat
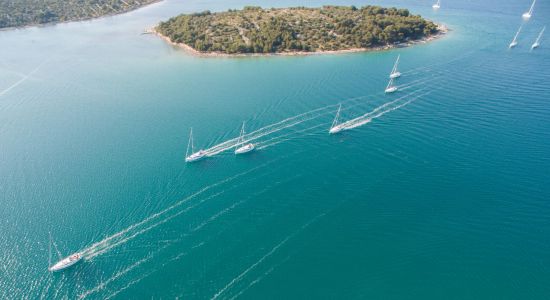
[385,78,398,93]
[432,0,441,9]
[522,0,536,20]
[531,26,545,49]
[509,24,522,48]
[48,233,82,272]
[234,122,255,154]
[329,104,345,134]
[185,128,206,162]
[389,55,401,79]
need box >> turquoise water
[1,0,550,298]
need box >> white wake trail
[336,90,431,132]
[210,212,326,300]
[80,162,273,259]
[0,61,46,97]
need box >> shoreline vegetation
[0,0,161,30]
[154,6,447,57]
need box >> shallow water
[1,0,549,299]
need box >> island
[0,0,159,29]
[155,6,445,56]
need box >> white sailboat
[385,78,398,93]
[509,24,522,48]
[389,55,401,79]
[234,122,255,154]
[48,233,82,272]
[531,26,545,49]
[185,128,206,162]
[329,104,345,134]
[432,0,441,9]
[522,0,536,20]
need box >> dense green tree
[156,5,440,54]
[0,0,158,29]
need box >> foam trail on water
[79,162,273,259]
[90,169,295,299]
[79,243,172,299]
[210,212,326,300]
[204,107,335,156]
[0,61,46,97]
[336,90,431,132]
[256,123,328,150]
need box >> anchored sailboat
[385,78,398,93]
[329,104,345,134]
[532,26,545,49]
[389,55,401,79]
[48,233,82,272]
[522,0,536,20]
[509,24,522,48]
[432,0,441,9]
[185,128,206,162]
[234,122,255,154]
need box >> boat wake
[210,212,327,300]
[79,162,275,260]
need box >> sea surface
[1,0,549,299]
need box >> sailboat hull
[531,43,539,49]
[385,87,398,93]
[49,253,82,272]
[186,151,206,162]
[390,72,401,79]
[235,144,255,154]
[522,13,531,19]
[329,125,345,134]
[509,42,518,48]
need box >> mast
[237,122,245,147]
[331,104,341,129]
[437,0,441,6]
[528,0,536,15]
[48,233,52,267]
[186,128,194,157]
[391,55,400,74]
[535,26,545,44]
[512,24,522,44]
[386,78,394,90]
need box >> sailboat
[329,104,345,134]
[385,78,398,93]
[185,128,206,162]
[522,0,536,20]
[234,122,255,154]
[48,233,82,272]
[389,55,401,79]
[432,0,441,9]
[531,26,545,49]
[509,24,522,48]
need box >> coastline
[152,24,449,58]
[0,0,162,32]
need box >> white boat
[185,128,206,162]
[389,55,401,79]
[48,233,82,272]
[509,24,522,48]
[385,78,398,93]
[531,26,545,49]
[522,0,536,20]
[432,0,441,9]
[329,104,345,134]
[234,122,255,154]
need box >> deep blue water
[1,0,549,299]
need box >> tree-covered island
[0,0,159,29]
[155,6,443,55]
